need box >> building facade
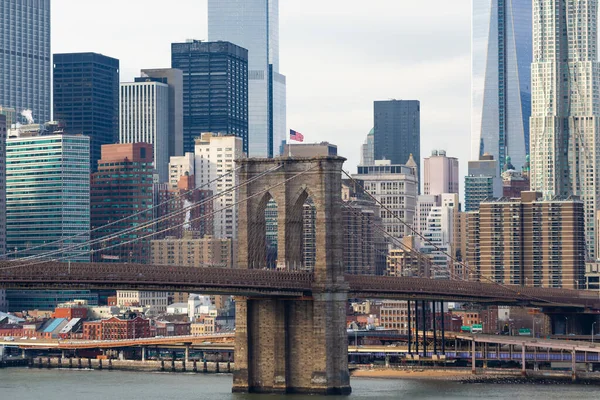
[139,68,184,158]
[171,40,248,154]
[82,316,151,341]
[119,80,170,182]
[155,174,213,239]
[386,236,430,278]
[352,158,419,241]
[360,128,375,166]
[53,53,119,172]
[151,233,236,268]
[91,143,154,263]
[529,0,600,260]
[418,194,459,279]
[471,0,531,173]
[194,133,244,239]
[503,168,530,198]
[115,291,169,313]
[208,0,287,157]
[464,154,502,211]
[0,0,51,123]
[0,115,6,258]
[373,100,420,171]
[6,132,90,262]
[423,150,459,196]
[5,290,98,312]
[168,153,195,189]
[476,192,585,289]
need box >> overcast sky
[52,0,471,185]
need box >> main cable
[3,165,243,259]
[0,163,318,271]
[15,164,283,263]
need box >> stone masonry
[233,156,351,394]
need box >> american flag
[290,129,304,142]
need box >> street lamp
[593,322,597,343]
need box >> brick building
[82,316,151,340]
[91,143,154,263]
[151,231,236,268]
[154,174,213,239]
[477,192,585,289]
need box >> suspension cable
[15,164,283,263]
[0,163,318,271]
[3,165,244,258]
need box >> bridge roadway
[2,261,600,309]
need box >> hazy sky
[52,0,471,183]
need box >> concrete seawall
[29,357,233,373]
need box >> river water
[1,368,598,399]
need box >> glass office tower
[373,100,421,172]
[53,53,119,172]
[208,0,286,157]
[0,0,51,123]
[171,41,249,155]
[471,0,532,173]
[6,133,90,262]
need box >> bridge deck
[1,261,599,309]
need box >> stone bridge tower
[233,156,351,395]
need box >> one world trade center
[471,0,532,173]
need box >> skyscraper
[471,0,532,173]
[91,143,154,264]
[530,0,600,259]
[0,115,6,258]
[352,158,419,242]
[360,128,375,166]
[208,0,287,157]
[139,69,184,158]
[194,133,244,239]
[53,53,119,171]
[171,40,248,155]
[423,150,459,196]
[465,154,503,212]
[0,0,51,123]
[475,192,585,289]
[120,80,170,182]
[373,100,421,171]
[6,129,90,262]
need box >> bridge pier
[141,347,146,362]
[233,292,350,395]
[184,344,190,363]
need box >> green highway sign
[461,326,472,332]
[519,328,531,336]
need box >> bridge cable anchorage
[4,163,283,266]
[0,163,319,271]
[2,165,245,260]
[341,169,565,306]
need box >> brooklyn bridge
[1,156,599,395]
